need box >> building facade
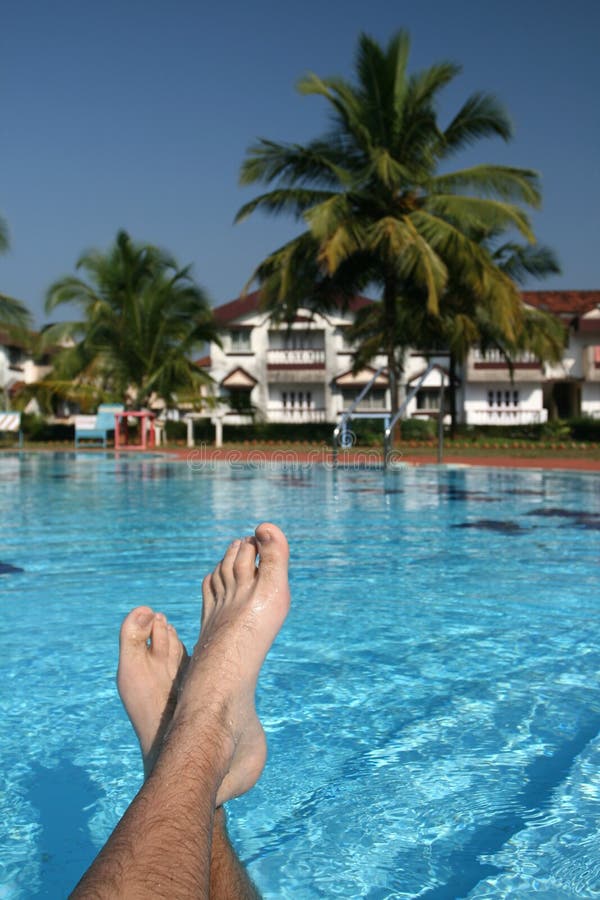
[203,290,600,427]
[0,329,52,407]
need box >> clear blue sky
[1,0,599,326]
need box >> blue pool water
[0,453,599,899]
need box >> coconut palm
[43,230,219,410]
[0,217,31,329]
[237,30,544,420]
[347,236,564,433]
[0,291,30,329]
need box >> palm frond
[441,93,513,153]
[0,292,31,328]
[429,164,542,207]
[492,242,561,282]
[426,194,536,242]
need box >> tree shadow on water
[25,760,104,898]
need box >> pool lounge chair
[74,404,124,448]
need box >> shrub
[568,416,600,442]
[400,417,436,440]
[21,414,74,442]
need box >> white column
[214,417,223,448]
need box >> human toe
[220,539,242,592]
[201,574,214,624]
[255,523,289,583]
[119,606,156,653]
[149,613,169,658]
[210,562,226,604]
[232,536,258,585]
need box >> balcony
[583,346,600,381]
[267,405,327,423]
[267,348,325,367]
[467,349,542,383]
[466,407,548,425]
[267,349,326,383]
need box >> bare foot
[117,606,188,777]
[169,522,290,805]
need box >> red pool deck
[165,446,600,472]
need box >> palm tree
[0,217,31,329]
[236,30,544,422]
[0,291,30,329]
[43,230,219,411]
[347,237,564,434]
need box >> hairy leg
[72,523,289,899]
[210,808,261,900]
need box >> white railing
[343,401,388,412]
[472,349,538,365]
[267,349,325,365]
[466,407,548,425]
[268,406,327,423]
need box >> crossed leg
[72,523,290,899]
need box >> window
[7,346,24,367]
[227,388,252,412]
[488,390,494,407]
[343,388,386,409]
[230,330,251,352]
[415,387,450,414]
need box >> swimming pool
[0,453,599,898]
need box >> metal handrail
[332,360,449,466]
[384,362,447,465]
[333,365,386,448]
[384,361,437,441]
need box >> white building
[0,328,52,408]
[202,290,600,428]
[203,292,391,424]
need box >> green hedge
[13,413,600,446]
[21,414,74,442]
[400,418,436,440]
[568,416,600,441]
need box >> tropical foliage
[42,230,218,410]
[236,30,558,419]
[347,235,565,430]
[0,216,31,329]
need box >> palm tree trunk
[384,280,401,444]
[449,352,457,439]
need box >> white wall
[582,383,600,418]
[464,383,547,424]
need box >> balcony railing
[342,401,388,412]
[268,406,327,423]
[466,407,548,425]
[472,349,540,368]
[267,349,325,367]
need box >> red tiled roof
[194,355,212,368]
[213,292,262,324]
[522,291,600,318]
[213,290,600,325]
[213,291,374,324]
